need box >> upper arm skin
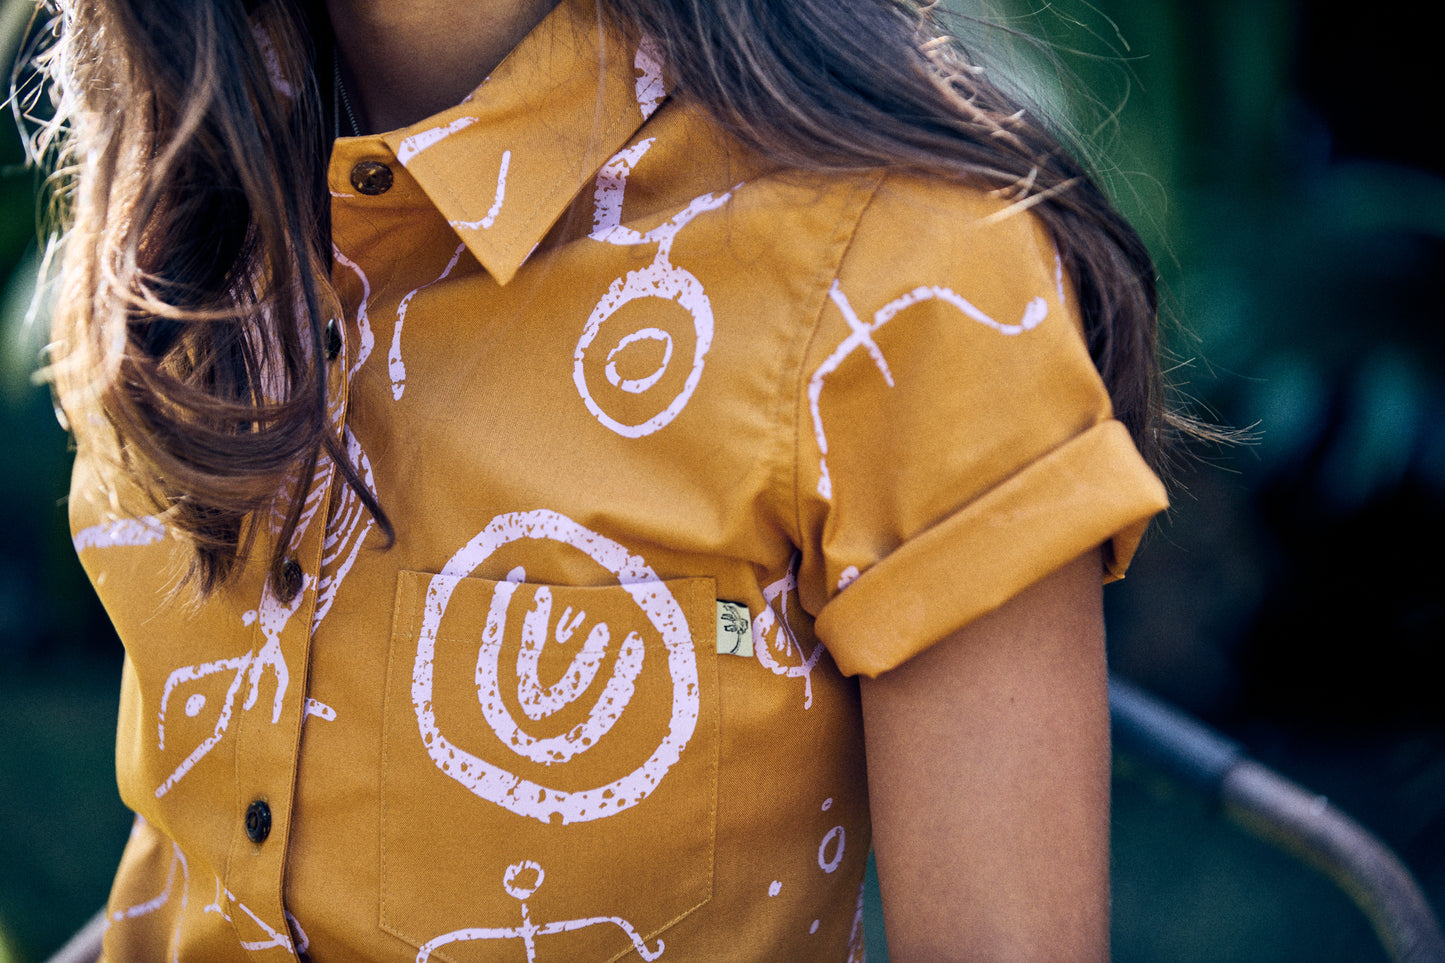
[860,549,1111,963]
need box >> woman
[40,0,1171,958]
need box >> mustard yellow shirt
[72,3,1167,960]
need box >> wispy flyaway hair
[30,0,1183,593]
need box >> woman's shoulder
[852,168,1063,279]
[722,151,1063,290]
[767,162,1075,344]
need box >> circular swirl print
[573,261,713,438]
[412,509,700,825]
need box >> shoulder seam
[787,169,890,560]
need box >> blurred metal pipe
[1110,674,1445,963]
[1109,671,1244,794]
[1224,761,1445,963]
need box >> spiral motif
[413,510,701,825]
[475,580,646,766]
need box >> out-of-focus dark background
[1,0,1442,960]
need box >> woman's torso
[74,3,1163,960]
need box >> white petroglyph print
[634,37,666,120]
[415,860,665,963]
[390,243,466,400]
[397,116,479,167]
[202,878,296,954]
[303,698,337,722]
[817,797,846,875]
[846,878,867,962]
[108,839,189,925]
[476,579,646,766]
[155,655,250,798]
[589,141,652,243]
[104,834,189,963]
[604,327,673,394]
[200,878,228,921]
[332,245,375,377]
[575,138,735,438]
[153,570,309,799]
[809,278,1048,499]
[241,581,302,721]
[817,825,846,875]
[312,427,377,629]
[72,515,165,552]
[751,558,823,709]
[448,150,512,232]
[269,448,331,550]
[412,509,700,824]
[513,588,625,722]
[286,912,310,955]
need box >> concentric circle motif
[412,509,700,825]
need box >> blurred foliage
[1,0,1443,960]
[0,7,135,962]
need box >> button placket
[224,463,329,952]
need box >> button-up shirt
[73,1,1167,959]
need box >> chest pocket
[382,569,718,963]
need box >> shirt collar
[377,0,665,285]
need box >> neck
[326,0,564,133]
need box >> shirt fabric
[73,2,1168,959]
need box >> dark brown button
[274,557,304,604]
[324,317,342,361]
[350,160,393,196]
[244,800,271,843]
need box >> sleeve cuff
[815,419,1168,678]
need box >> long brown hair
[32,0,1182,593]
[34,0,379,592]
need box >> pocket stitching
[380,570,719,962]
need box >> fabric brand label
[715,601,752,657]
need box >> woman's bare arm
[860,549,1111,962]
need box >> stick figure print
[153,568,307,799]
[416,860,664,963]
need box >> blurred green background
[2,0,1442,960]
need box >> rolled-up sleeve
[794,175,1169,678]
